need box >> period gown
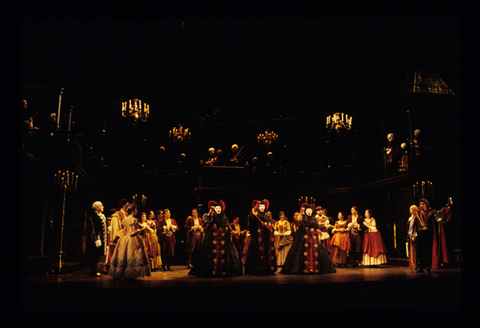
[188,211,242,277]
[281,214,336,274]
[362,218,388,266]
[145,219,162,270]
[317,215,332,253]
[244,209,277,275]
[108,215,151,279]
[330,220,351,266]
[274,220,293,267]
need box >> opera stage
[22,262,461,311]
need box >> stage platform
[22,262,461,311]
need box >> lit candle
[422,181,425,195]
[54,173,57,186]
[413,184,416,198]
[129,100,132,110]
[349,117,352,126]
[75,175,78,189]
[341,113,344,121]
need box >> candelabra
[298,196,316,209]
[257,130,278,146]
[326,112,352,135]
[53,170,78,274]
[133,194,147,208]
[412,181,433,199]
[169,125,191,143]
[121,99,149,123]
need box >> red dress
[329,221,350,265]
[362,218,388,266]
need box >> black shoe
[414,267,423,273]
[424,266,431,273]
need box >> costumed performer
[281,202,336,274]
[188,200,242,277]
[244,199,277,275]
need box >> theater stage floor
[23,263,461,311]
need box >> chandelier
[121,99,149,123]
[326,112,352,134]
[257,129,278,146]
[169,124,191,143]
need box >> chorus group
[88,198,395,280]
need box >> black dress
[281,214,336,274]
[244,210,277,275]
[188,212,243,277]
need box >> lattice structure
[413,69,455,95]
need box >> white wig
[92,201,103,210]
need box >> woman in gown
[188,200,242,277]
[244,199,277,275]
[146,210,162,270]
[329,212,350,266]
[361,209,388,266]
[108,204,152,280]
[281,203,336,274]
[274,211,293,267]
[316,208,333,253]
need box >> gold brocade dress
[274,220,293,266]
[108,216,151,279]
[329,221,351,265]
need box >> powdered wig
[92,201,103,210]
